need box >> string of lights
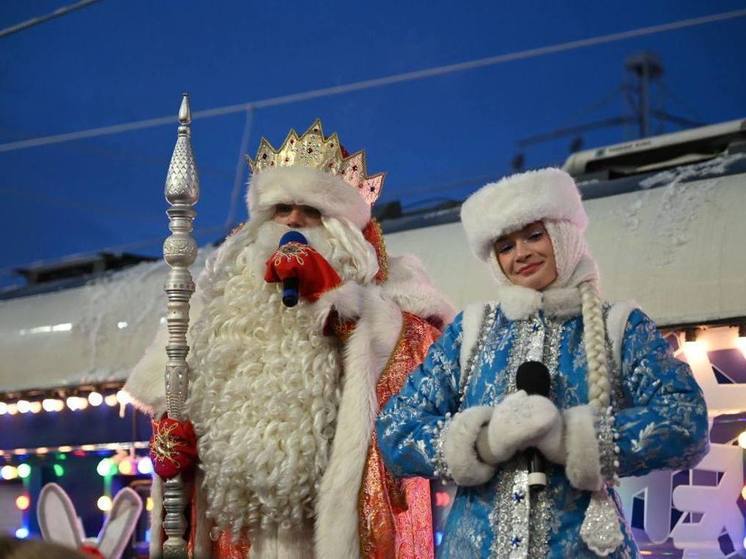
[0,441,152,541]
[0,381,129,416]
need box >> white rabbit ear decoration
[37,482,143,559]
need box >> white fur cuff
[314,280,366,331]
[442,406,496,486]
[564,405,603,492]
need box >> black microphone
[515,361,551,490]
[278,231,308,307]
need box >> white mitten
[534,415,565,464]
[479,391,561,465]
[441,406,496,486]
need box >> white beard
[185,218,376,537]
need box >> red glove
[265,242,341,302]
[149,416,197,480]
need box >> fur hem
[149,475,163,558]
[315,287,403,559]
[460,168,587,261]
[314,281,365,331]
[443,406,496,486]
[123,323,169,418]
[606,301,637,370]
[564,405,603,491]
[193,470,211,558]
[460,303,487,371]
[382,255,456,326]
[248,166,371,230]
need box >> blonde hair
[579,281,611,410]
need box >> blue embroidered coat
[376,306,709,558]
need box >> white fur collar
[495,284,582,320]
[382,255,455,326]
[493,254,599,320]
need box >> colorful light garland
[0,443,154,540]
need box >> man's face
[272,203,322,228]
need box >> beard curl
[185,216,373,536]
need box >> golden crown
[247,119,385,206]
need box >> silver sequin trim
[597,410,620,484]
[433,412,454,481]
[600,305,621,484]
[488,314,560,558]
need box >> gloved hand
[264,242,341,302]
[522,404,606,492]
[476,391,561,465]
[150,416,198,480]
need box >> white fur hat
[247,165,371,229]
[461,168,587,261]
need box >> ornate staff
[161,93,199,558]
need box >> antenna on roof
[511,53,704,171]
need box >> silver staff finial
[178,92,191,125]
[165,94,199,206]
[160,93,200,559]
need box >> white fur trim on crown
[563,405,603,492]
[442,406,496,486]
[248,166,371,230]
[461,168,588,261]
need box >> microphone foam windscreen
[515,361,551,397]
[279,231,308,247]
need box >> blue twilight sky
[1,0,745,286]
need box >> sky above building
[1,0,745,286]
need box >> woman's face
[495,221,558,291]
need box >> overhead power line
[1,8,745,154]
[0,0,102,39]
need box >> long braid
[579,281,611,411]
